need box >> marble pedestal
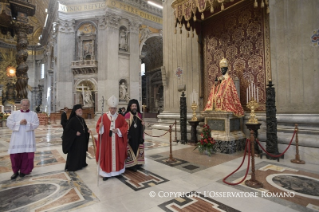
[201,111,245,154]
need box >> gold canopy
[171,0,269,37]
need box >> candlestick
[257,88,259,102]
[246,88,248,104]
[191,101,198,121]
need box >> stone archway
[140,35,163,113]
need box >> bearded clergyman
[124,99,145,172]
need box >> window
[41,64,45,79]
[141,63,145,76]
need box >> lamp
[6,66,16,77]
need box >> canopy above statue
[171,0,269,36]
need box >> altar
[201,111,245,154]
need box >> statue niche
[119,26,129,52]
[77,23,96,60]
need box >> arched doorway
[140,36,163,114]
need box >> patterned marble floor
[0,119,318,212]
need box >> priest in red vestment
[204,58,244,117]
[95,95,128,181]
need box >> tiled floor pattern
[0,119,318,212]
[0,170,98,212]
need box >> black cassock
[128,115,144,155]
[62,116,89,171]
[60,112,68,130]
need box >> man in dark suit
[61,107,68,130]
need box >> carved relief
[106,14,119,28]
[76,23,96,60]
[97,16,106,29]
[57,19,75,33]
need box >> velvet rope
[255,129,296,158]
[144,123,176,138]
[223,139,251,185]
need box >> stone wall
[269,0,319,114]
[162,0,200,113]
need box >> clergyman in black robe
[61,107,68,130]
[62,104,90,171]
[124,99,145,171]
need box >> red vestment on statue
[95,113,128,174]
[204,77,244,117]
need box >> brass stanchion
[245,123,263,188]
[291,124,305,164]
[165,125,176,163]
[174,120,178,143]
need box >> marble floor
[0,119,318,212]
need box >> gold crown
[219,58,228,68]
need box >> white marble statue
[119,82,128,101]
[119,29,128,51]
[83,90,94,107]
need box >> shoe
[103,177,108,181]
[20,173,26,177]
[132,167,137,172]
[11,172,19,180]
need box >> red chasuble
[95,113,128,174]
[204,77,244,117]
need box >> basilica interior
[0,0,318,211]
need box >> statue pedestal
[201,111,245,154]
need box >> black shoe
[20,173,26,177]
[103,177,108,181]
[11,172,19,180]
[132,167,137,172]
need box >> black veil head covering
[69,104,82,120]
[126,99,141,113]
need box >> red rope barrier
[223,139,251,185]
[144,131,169,137]
[255,130,296,158]
[144,123,175,138]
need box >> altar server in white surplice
[7,99,39,180]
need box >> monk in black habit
[62,104,91,171]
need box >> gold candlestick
[191,101,197,121]
[247,99,259,124]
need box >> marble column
[31,86,38,111]
[96,15,108,112]
[99,14,120,109]
[129,20,141,103]
[47,70,53,115]
[56,19,76,109]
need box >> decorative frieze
[97,16,107,29]
[106,14,120,29]
[71,60,98,75]
[57,19,76,33]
